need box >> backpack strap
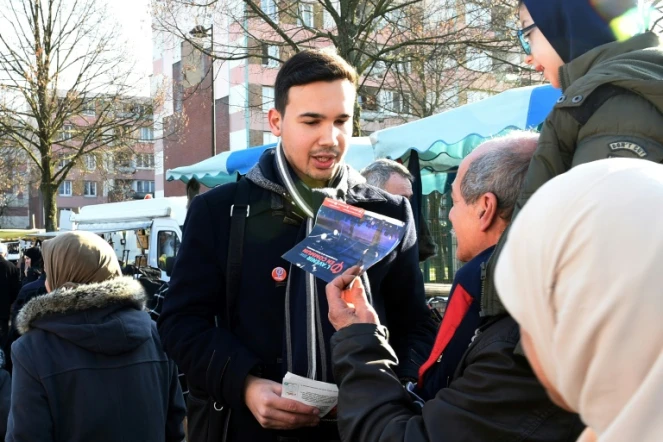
[225,178,251,326]
[563,84,635,126]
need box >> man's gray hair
[460,131,539,221]
[0,242,7,257]
[361,159,413,188]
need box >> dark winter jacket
[0,256,21,332]
[21,267,42,287]
[331,317,585,442]
[416,246,493,400]
[2,273,47,373]
[6,277,186,442]
[484,33,663,315]
[0,368,9,438]
[158,149,434,442]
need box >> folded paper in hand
[281,372,338,418]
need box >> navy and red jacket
[416,245,495,400]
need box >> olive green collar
[560,32,661,91]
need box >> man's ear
[268,108,282,137]
[478,192,499,232]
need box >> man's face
[449,157,483,262]
[383,173,413,199]
[268,79,355,188]
[519,4,564,88]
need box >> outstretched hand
[326,266,379,331]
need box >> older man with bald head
[325,132,585,442]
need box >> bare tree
[152,0,519,134]
[0,0,157,230]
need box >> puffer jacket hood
[16,277,149,355]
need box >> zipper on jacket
[479,261,487,314]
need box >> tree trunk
[353,99,362,137]
[40,157,58,231]
[41,182,58,231]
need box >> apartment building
[151,0,521,197]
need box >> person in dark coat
[158,49,435,442]
[0,243,21,341]
[20,247,43,287]
[0,364,9,438]
[1,273,47,374]
[325,133,585,442]
[6,231,186,442]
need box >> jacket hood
[523,0,639,64]
[16,277,150,355]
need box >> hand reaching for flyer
[326,266,380,331]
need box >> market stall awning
[166,137,376,188]
[370,84,561,194]
[0,229,45,240]
[168,85,561,194]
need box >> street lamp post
[190,25,217,157]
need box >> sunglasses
[517,23,537,55]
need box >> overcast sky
[109,0,153,96]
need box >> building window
[359,92,378,111]
[139,127,154,142]
[134,180,155,194]
[262,86,275,112]
[262,44,280,68]
[58,124,74,141]
[323,0,340,28]
[263,131,278,145]
[466,47,492,72]
[57,159,68,169]
[132,103,153,118]
[465,2,491,25]
[135,153,155,169]
[298,2,314,27]
[84,181,97,197]
[261,0,278,22]
[104,152,115,170]
[82,101,96,116]
[391,92,410,114]
[84,154,97,170]
[58,181,72,196]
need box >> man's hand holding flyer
[281,372,338,418]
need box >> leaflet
[282,198,406,283]
[281,372,338,418]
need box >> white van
[65,197,187,281]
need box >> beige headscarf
[495,158,663,442]
[43,231,122,292]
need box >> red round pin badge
[272,267,287,282]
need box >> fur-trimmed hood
[16,277,151,355]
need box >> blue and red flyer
[282,198,406,283]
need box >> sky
[108,0,153,96]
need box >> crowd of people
[0,0,660,441]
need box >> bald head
[459,131,538,220]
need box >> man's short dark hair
[361,159,413,189]
[274,49,358,115]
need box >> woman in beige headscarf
[495,158,663,442]
[7,231,185,442]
